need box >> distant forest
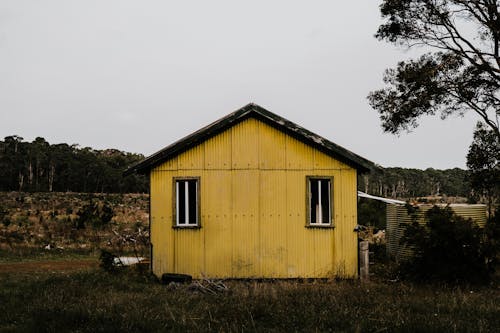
[1,135,472,197]
[0,136,147,193]
[358,167,470,199]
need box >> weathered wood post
[359,240,369,281]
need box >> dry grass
[0,192,149,255]
[1,192,499,332]
[1,267,499,332]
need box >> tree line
[358,167,470,199]
[357,123,498,207]
[0,135,495,201]
[0,136,147,193]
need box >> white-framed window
[307,177,333,226]
[174,178,200,227]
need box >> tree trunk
[18,171,24,192]
[28,161,33,187]
[48,164,55,192]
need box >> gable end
[124,103,375,175]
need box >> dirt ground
[0,259,98,274]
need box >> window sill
[305,224,335,229]
[173,225,201,229]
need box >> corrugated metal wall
[150,118,359,278]
[386,204,488,261]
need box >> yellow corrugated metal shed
[128,103,375,279]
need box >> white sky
[0,1,481,169]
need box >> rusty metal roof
[124,103,376,175]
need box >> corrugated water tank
[386,204,487,262]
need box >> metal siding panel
[258,122,286,170]
[285,171,311,277]
[150,171,160,276]
[312,228,334,277]
[285,135,314,170]
[449,205,487,227]
[204,129,232,170]
[330,169,359,277]
[314,149,344,170]
[174,228,204,277]
[231,169,260,277]
[232,118,259,169]
[154,157,178,171]
[202,170,233,277]
[341,169,358,277]
[177,144,204,170]
[386,204,399,258]
[260,171,288,277]
[150,170,175,277]
[332,170,345,275]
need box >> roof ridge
[124,103,376,175]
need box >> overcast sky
[0,1,481,169]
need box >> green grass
[1,268,499,332]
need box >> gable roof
[124,103,376,175]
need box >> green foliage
[484,208,500,268]
[466,122,500,210]
[400,206,496,284]
[0,136,148,193]
[357,198,386,229]
[369,0,500,140]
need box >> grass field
[2,193,499,332]
[1,259,500,332]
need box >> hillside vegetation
[0,192,149,259]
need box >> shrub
[15,215,29,226]
[358,198,386,229]
[2,217,11,227]
[76,199,114,229]
[0,205,9,227]
[400,206,496,284]
[483,207,500,268]
[99,250,118,272]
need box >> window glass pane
[310,179,318,224]
[177,181,186,224]
[188,180,197,224]
[320,179,330,224]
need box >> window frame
[306,176,334,228]
[172,177,201,228]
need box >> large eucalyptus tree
[368,0,500,139]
